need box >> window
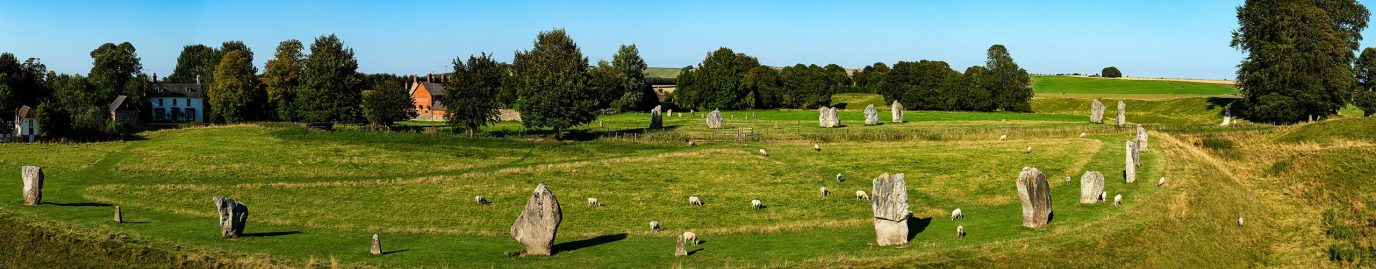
[186,98,191,106]
[174,99,178,106]
[158,98,163,106]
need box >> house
[108,95,140,124]
[149,81,205,123]
[13,105,36,142]
[652,84,676,103]
[409,75,447,121]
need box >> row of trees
[877,45,1034,112]
[0,43,151,138]
[674,48,851,110]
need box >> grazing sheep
[1113,194,1123,207]
[1000,135,1008,141]
[836,173,843,183]
[688,196,703,206]
[951,208,964,221]
[650,221,661,231]
[474,195,488,205]
[1238,217,1245,227]
[689,140,697,147]
[1065,176,1072,184]
[1157,177,1166,187]
[751,199,764,210]
[856,190,870,201]
[820,187,829,197]
[587,197,601,207]
[957,225,966,238]
[759,149,769,157]
[1099,192,1107,202]
[1025,146,1033,154]
[682,231,699,245]
[1079,132,1087,138]
[814,144,821,151]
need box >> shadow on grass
[382,249,409,255]
[46,202,112,207]
[687,248,704,256]
[907,215,933,241]
[553,233,627,254]
[243,231,302,237]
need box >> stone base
[874,218,909,246]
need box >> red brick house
[409,75,447,121]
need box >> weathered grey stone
[1125,140,1138,183]
[1090,99,1106,123]
[818,107,834,128]
[1079,171,1105,204]
[667,109,673,118]
[1016,167,1052,228]
[891,100,905,123]
[705,109,723,129]
[675,234,688,256]
[510,183,562,256]
[650,105,663,129]
[1117,101,1127,127]
[1221,100,1235,126]
[829,107,841,127]
[371,234,382,255]
[114,206,123,223]
[1131,138,1141,167]
[864,104,879,125]
[213,196,248,239]
[1136,124,1149,152]
[21,166,42,206]
[872,173,910,246]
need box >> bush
[1101,67,1122,78]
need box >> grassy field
[645,67,681,78]
[1033,75,1240,96]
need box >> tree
[50,74,105,136]
[675,48,760,110]
[589,60,620,109]
[0,53,49,117]
[360,79,414,129]
[956,66,995,111]
[167,44,219,84]
[984,45,1034,112]
[513,29,598,138]
[209,51,259,123]
[879,60,959,110]
[611,44,654,111]
[297,34,362,123]
[823,64,851,87]
[1354,47,1376,116]
[446,53,505,136]
[263,39,305,121]
[780,64,833,108]
[1232,0,1369,123]
[1101,66,1123,78]
[742,66,783,108]
[88,42,148,117]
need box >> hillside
[1032,75,1240,96]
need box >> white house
[14,105,37,142]
[149,82,205,123]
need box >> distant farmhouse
[409,75,447,122]
[148,76,206,123]
[13,105,36,142]
[108,95,140,124]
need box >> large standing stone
[871,173,910,246]
[1079,171,1105,204]
[510,183,562,256]
[864,104,879,125]
[818,107,830,127]
[1125,140,1138,183]
[705,109,723,129]
[21,166,42,206]
[650,105,663,129]
[891,100,905,123]
[829,107,841,127]
[1016,167,1052,228]
[1116,101,1127,127]
[1136,124,1149,152]
[1090,99,1106,123]
[213,196,249,239]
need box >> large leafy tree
[297,34,362,123]
[1101,66,1123,78]
[742,65,783,108]
[879,60,959,110]
[610,44,654,111]
[360,79,414,129]
[675,48,760,110]
[779,64,834,109]
[263,39,305,121]
[167,44,219,84]
[0,53,49,117]
[957,66,995,111]
[1354,47,1376,116]
[589,60,621,109]
[88,42,149,119]
[1232,0,1369,123]
[209,51,259,123]
[446,53,505,136]
[513,29,598,138]
[50,74,105,136]
[983,44,1033,112]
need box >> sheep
[1079,132,1087,138]
[1237,217,1245,227]
[836,173,843,183]
[999,135,1008,141]
[820,187,829,197]
[650,221,661,231]
[951,208,963,221]
[1157,177,1166,187]
[682,231,700,245]
[751,199,763,210]
[1065,176,1072,184]
[1099,192,1107,202]
[688,140,697,147]
[474,195,488,205]
[688,196,703,206]
[587,197,601,207]
[956,225,966,238]
[759,149,769,157]
[1025,145,1033,154]
[814,144,821,151]
[855,190,870,201]
[1113,194,1123,207]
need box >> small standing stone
[863,104,879,125]
[1017,167,1052,228]
[114,206,123,223]
[1079,171,1105,204]
[370,234,383,255]
[706,109,723,129]
[213,196,249,239]
[1117,100,1127,127]
[1125,140,1138,183]
[1090,99,1106,123]
[22,166,43,206]
[649,105,663,129]
[1136,124,1150,152]
[891,100,905,123]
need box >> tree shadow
[242,231,302,237]
[906,215,933,241]
[45,202,112,207]
[834,103,849,109]
[553,233,627,254]
[381,249,410,255]
[1206,97,1243,117]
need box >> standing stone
[650,105,663,129]
[510,183,562,256]
[1016,167,1052,228]
[675,234,688,256]
[871,173,910,246]
[1125,140,1138,183]
[21,166,42,206]
[1136,124,1149,152]
[863,104,879,125]
[114,206,123,223]
[1221,100,1235,126]
[829,107,841,127]
[213,196,249,239]
[1079,171,1105,204]
[1131,138,1141,167]
[370,234,383,255]
[667,109,673,118]
[1090,99,1106,123]
[1116,101,1127,127]
[705,109,723,129]
[891,100,905,123]
[818,107,837,128]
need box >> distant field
[1032,76,1240,96]
[645,67,681,78]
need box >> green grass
[1032,76,1240,95]
[830,93,889,110]
[1274,118,1376,145]
[645,67,681,78]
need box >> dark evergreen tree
[1232,0,1369,123]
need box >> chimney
[195,75,201,85]
[152,73,158,83]
[427,74,433,83]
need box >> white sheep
[1079,132,1087,138]
[650,221,661,231]
[999,135,1008,141]
[688,140,697,147]
[1025,145,1033,154]
[956,225,966,238]
[814,144,821,151]
[587,197,601,207]
[688,196,703,206]
[1157,177,1166,187]
[1113,194,1123,207]
[1099,192,1107,202]
[759,149,769,157]
[1238,217,1245,227]
[1065,176,1072,184]
[951,208,963,221]
[856,190,870,201]
[474,195,488,205]
[836,173,843,183]
[751,199,763,210]
[682,231,699,245]
[820,187,829,197]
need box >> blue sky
[2,0,1374,80]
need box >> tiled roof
[151,83,205,98]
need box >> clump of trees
[675,48,847,110]
[876,45,1032,112]
[1355,48,1376,116]
[1233,0,1369,123]
[1101,66,1122,78]
[445,53,505,136]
